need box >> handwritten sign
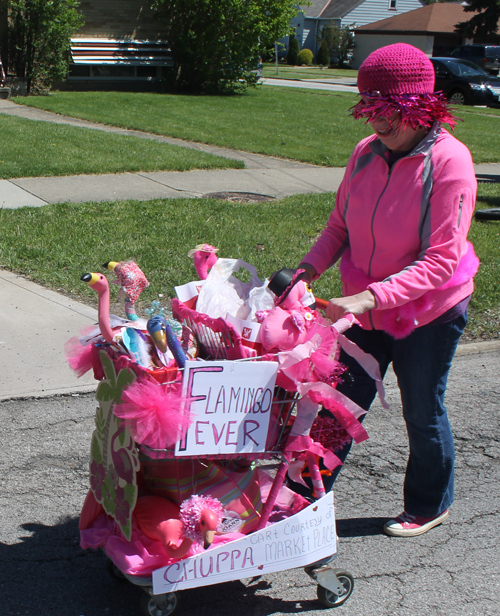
[152,492,336,594]
[176,360,278,456]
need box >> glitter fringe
[351,91,459,131]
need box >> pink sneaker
[383,510,449,537]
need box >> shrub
[296,49,313,66]
[317,41,330,66]
[287,36,300,65]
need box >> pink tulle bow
[113,378,192,449]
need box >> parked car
[450,45,500,75]
[431,57,500,107]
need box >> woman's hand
[297,263,316,283]
[325,290,377,323]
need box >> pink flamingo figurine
[134,494,223,559]
[187,244,219,280]
[81,272,116,344]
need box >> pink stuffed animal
[258,270,318,352]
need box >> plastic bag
[196,258,272,320]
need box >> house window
[389,0,397,9]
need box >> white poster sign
[175,360,278,456]
[153,492,336,594]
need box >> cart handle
[314,297,329,310]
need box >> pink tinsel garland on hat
[351,91,459,131]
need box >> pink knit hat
[357,43,435,96]
[352,43,457,129]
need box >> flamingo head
[199,508,221,549]
[81,272,109,295]
[187,244,219,280]
[146,315,168,353]
[179,494,224,549]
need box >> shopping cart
[77,296,360,615]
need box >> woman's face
[360,96,429,153]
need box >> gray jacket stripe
[419,154,434,251]
[350,151,377,182]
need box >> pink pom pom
[113,378,192,449]
[65,334,96,377]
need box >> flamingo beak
[151,330,168,353]
[203,529,215,550]
[104,261,119,271]
[147,316,168,353]
[81,272,101,286]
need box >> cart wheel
[317,570,354,608]
[106,557,126,581]
[140,591,179,616]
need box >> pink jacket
[302,122,478,333]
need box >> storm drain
[202,191,275,203]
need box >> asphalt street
[1,347,498,616]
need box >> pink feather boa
[339,242,479,339]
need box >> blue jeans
[289,312,467,517]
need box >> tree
[150,0,301,93]
[287,35,300,65]
[455,0,500,38]
[317,40,330,66]
[317,22,354,68]
[4,0,83,94]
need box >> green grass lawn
[12,88,500,167]
[262,62,358,80]
[0,187,498,341]
[0,114,243,179]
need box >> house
[352,2,500,68]
[284,0,425,60]
[68,0,173,86]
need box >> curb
[455,339,500,356]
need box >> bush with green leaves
[4,0,84,94]
[287,35,300,65]
[296,49,313,66]
[151,0,299,93]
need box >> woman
[296,43,478,537]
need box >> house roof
[355,3,472,34]
[303,0,366,20]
